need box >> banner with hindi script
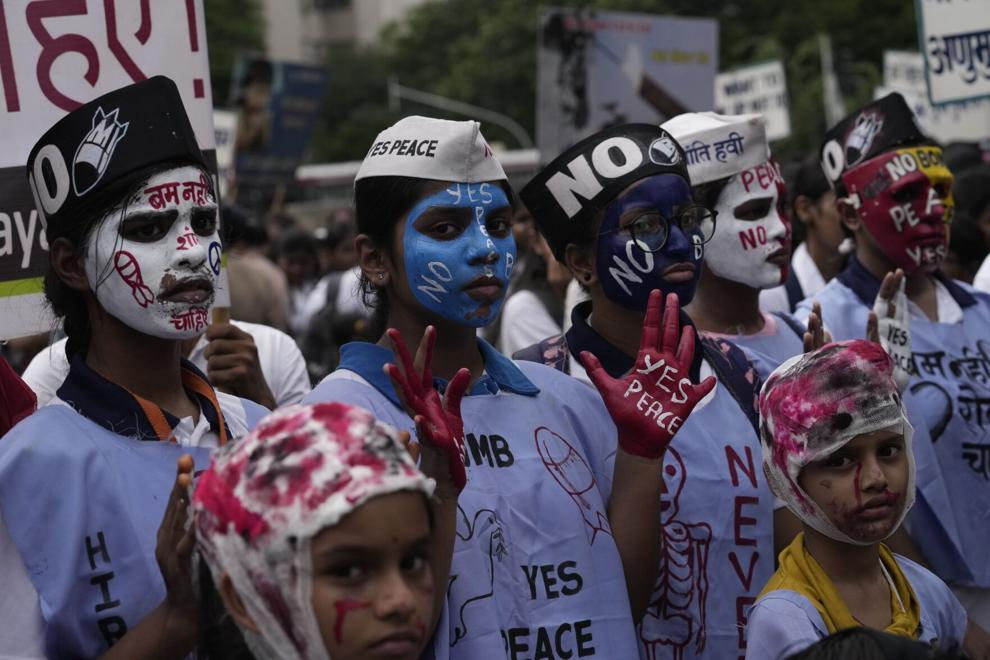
[536,7,717,163]
[879,50,990,143]
[0,1,216,339]
[714,61,790,141]
[916,0,990,105]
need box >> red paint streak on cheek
[882,489,900,505]
[854,463,863,507]
[333,599,370,645]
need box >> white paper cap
[661,112,769,185]
[356,115,507,184]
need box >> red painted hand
[580,290,716,460]
[385,326,470,493]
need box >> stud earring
[378,273,385,280]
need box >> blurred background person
[223,203,290,333]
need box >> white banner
[714,60,790,141]
[213,109,238,199]
[915,0,990,104]
[0,1,215,339]
[537,8,717,162]
[880,50,990,143]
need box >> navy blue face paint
[403,182,516,326]
[595,174,702,310]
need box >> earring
[378,273,385,280]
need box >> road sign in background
[0,0,216,339]
[915,0,990,105]
[537,7,718,162]
[714,60,791,141]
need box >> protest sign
[0,0,216,339]
[879,50,990,143]
[714,61,790,141]
[915,0,990,104]
[229,54,328,213]
[214,109,238,199]
[537,7,717,162]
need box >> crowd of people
[0,72,989,660]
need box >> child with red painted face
[515,123,786,659]
[746,340,973,660]
[194,401,466,659]
[796,93,990,633]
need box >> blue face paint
[403,182,516,327]
[595,174,702,310]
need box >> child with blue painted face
[516,123,781,660]
[304,116,711,659]
[0,77,268,659]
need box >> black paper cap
[26,76,208,237]
[820,93,928,190]
[521,124,690,260]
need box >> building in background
[262,0,434,63]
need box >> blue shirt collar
[565,301,703,381]
[836,255,976,309]
[336,338,540,409]
[56,354,230,442]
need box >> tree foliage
[305,0,917,162]
[204,0,266,105]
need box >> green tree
[204,0,266,105]
[310,0,918,163]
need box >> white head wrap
[193,402,434,659]
[758,340,915,545]
[355,115,506,183]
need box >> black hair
[948,209,989,276]
[274,227,319,259]
[943,141,983,175]
[353,175,515,338]
[953,164,990,221]
[44,159,214,358]
[196,555,255,659]
[784,627,965,660]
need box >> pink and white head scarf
[758,340,915,545]
[193,402,434,659]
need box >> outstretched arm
[581,290,716,622]
[386,326,469,632]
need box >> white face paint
[705,159,792,289]
[84,165,221,339]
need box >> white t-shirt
[973,252,990,294]
[22,320,310,408]
[0,398,231,659]
[498,289,563,356]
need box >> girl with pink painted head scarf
[193,401,451,659]
[745,340,972,660]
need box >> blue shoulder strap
[699,336,761,435]
[771,311,806,339]
[784,270,804,312]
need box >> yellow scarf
[759,533,921,638]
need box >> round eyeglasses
[598,205,718,253]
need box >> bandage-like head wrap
[193,403,434,659]
[758,340,915,545]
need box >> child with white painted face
[661,112,805,381]
[746,340,971,660]
[515,124,780,660]
[304,116,711,659]
[0,77,267,658]
[795,93,990,632]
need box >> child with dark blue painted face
[515,123,783,660]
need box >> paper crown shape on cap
[661,112,769,186]
[521,123,688,260]
[355,115,506,184]
[26,76,207,238]
[820,92,927,190]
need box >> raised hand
[803,302,834,353]
[868,269,911,391]
[156,455,197,620]
[580,290,716,460]
[385,326,470,494]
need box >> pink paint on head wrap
[758,340,916,544]
[193,403,434,660]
